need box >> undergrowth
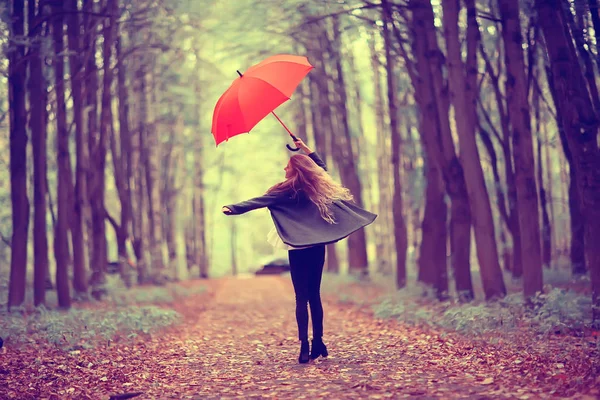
[0,278,207,351]
[323,271,595,337]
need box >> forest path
[2,275,595,399]
[128,275,586,399]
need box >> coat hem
[279,212,377,248]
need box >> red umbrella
[211,54,313,151]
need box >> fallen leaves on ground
[1,276,598,399]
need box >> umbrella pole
[271,111,298,140]
[271,112,301,152]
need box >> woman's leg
[289,249,310,341]
[307,245,326,339]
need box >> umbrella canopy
[211,54,313,146]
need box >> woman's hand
[222,206,232,214]
[293,138,312,155]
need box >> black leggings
[288,245,326,341]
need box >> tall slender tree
[146,67,166,283]
[442,0,505,299]
[328,17,370,275]
[66,0,89,296]
[52,2,73,309]
[382,0,408,288]
[536,0,600,321]
[7,0,29,311]
[409,0,477,300]
[499,0,543,297]
[84,0,105,297]
[29,0,49,307]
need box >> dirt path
[128,276,596,399]
[2,276,597,399]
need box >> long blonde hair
[266,154,353,223]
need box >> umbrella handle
[287,133,301,152]
[286,143,301,152]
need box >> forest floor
[1,274,598,399]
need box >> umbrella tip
[236,70,243,77]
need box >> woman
[222,139,377,364]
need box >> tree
[111,6,134,287]
[66,0,89,296]
[52,2,73,309]
[7,0,30,311]
[499,0,543,297]
[409,0,476,300]
[29,0,49,307]
[368,31,394,276]
[536,0,600,321]
[328,17,370,276]
[479,36,524,278]
[146,65,167,284]
[442,0,506,299]
[381,0,408,288]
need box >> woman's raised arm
[294,138,328,171]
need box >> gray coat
[224,152,377,248]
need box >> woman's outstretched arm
[222,193,282,215]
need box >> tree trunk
[193,141,208,279]
[588,0,600,70]
[329,17,369,276]
[543,117,557,259]
[410,0,475,301]
[405,11,450,295]
[145,70,166,284]
[52,4,73,309]
[499,0,544,298]
[369,32,393,276]
[29,0,48,307]
[564,3,600,114]
[478,127,511,271]
[185,222,195,272]
[66,0,89,296]
[83,0,105,299]
[307,40,340,274]
[537,0,600,322]
[480,41,524,278]
[162,119,180,281]
[417,118,448,298]
[129,25,147,284]
[382,0,408,288]
[114,15,134,287]
[99,0,115,285]
[164,193,178,281]
[546,67,587,275]
[443,0,506,299]
[533,84,552,268]
[7,0,29,311]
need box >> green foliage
[0,275,204,351]
[324,271,593,337]
[371,287,593,336]
[0,305,181,351]
[527,289,592,333]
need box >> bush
[371,286,593,336]
[528,288,592,333]
[0,305,181,350]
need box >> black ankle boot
[298,340,310,364]
[310,338,328,359]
